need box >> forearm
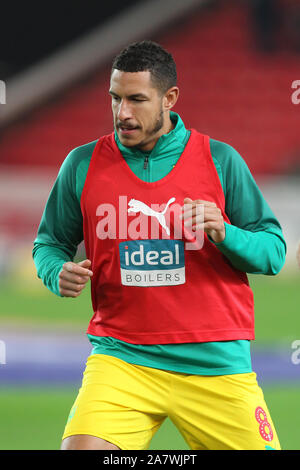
[32,243,74,296]
[212,222,286,275]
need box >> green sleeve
[32,141,96,296]
[209,139,286,275]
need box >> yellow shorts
[62,354,281,450]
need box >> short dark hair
[111,40,177,94]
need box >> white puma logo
[128,197,176,236]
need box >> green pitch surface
[0,265,299,450]
[0,385,298,450]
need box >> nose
[117,99,132,121]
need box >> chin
[119,138,139,148]
[118,135,141,148]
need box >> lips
[118,125,139,135]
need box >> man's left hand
[180,197,226,244]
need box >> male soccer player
[33,41,286,450]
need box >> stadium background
[0,0,300,450]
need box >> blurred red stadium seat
[0,2,300,176]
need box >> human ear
[163,86,179,111]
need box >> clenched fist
[180,197,226,244]
[59,259,93,297]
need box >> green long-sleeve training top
[32,112,286,375]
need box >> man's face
[109,70,165,151]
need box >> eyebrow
[109,91,149,99]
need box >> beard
[117,107,164,150]
[147,107,164,136]
[138,108,164,148]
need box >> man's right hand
[59,259,93,297]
